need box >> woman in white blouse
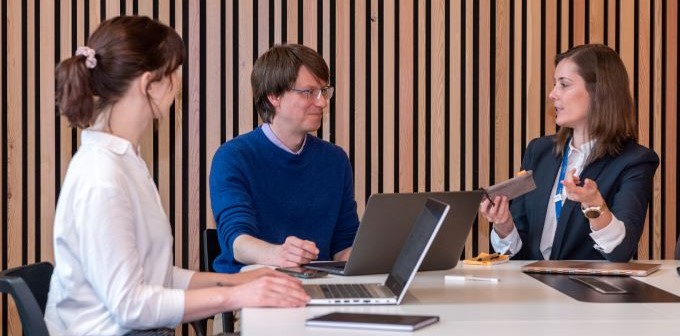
[45,16,309,336]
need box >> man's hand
[273,236,320,267]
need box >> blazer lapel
[549,155,612,259]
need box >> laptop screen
[384,198,449,299]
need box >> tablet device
[306,312,439,331]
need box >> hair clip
[75,46,97,69]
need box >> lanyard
[554,145,570,221]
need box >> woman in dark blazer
[480,44,659,262]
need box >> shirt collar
[80,129,136,156]
[261,123,306,155]
[568,138,596,157]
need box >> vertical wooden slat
[287,0,298,43]
[544,0,557,135]
[303,0,316,49]
[238,2,253,134]
[637,0,651,260]
[416,0,426,192]
[495,0,510,181]
[370,0,379,195]
[7,0,23,334]
[26,0,36,264]
[478,0,491,252]
[665,0,678,259]
[607,0,617,48]
[173,0,185,276]
[589,0,605,43]
[512,0,523,172]
[205,0,221,230]
[258,0,270,56]
[7,0,23,272]
[223,0,234,141]
[187,0,201,271]
[40,0,56,265]
[652,0,663,259]
[463,0,475,258]
[354,0,367,214]
[449,0,462,192]
[274,0,282,45]
[560,0,569,51]
[382,0,395,193]
[59,0,72,195]
[526,0,541,141]
[398,0,414,192]
[334,1,350,155]
[430,0,445,192]
[573,0,586,45]
[320,0,332,142]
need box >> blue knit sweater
[209,127,360,273]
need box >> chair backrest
[202,229,221,272]
[0,261,53,336]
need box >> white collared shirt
[262,123,306,154]
[491,140,626,259]
[45,130,194,335]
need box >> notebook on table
[521,260,662,277]
[303,198,450,305]
[306,312,439,331]
[305,191,482,276]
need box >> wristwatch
[581,203,606,219]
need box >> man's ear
[268,93,281,108]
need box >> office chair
[201,228,236,333]
[0,262,54,336]
[0,262,207,336]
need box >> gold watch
[581,202,606,219]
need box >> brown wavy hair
[55,16,184,128]
[251,44,329,123]
[553,44,638,161]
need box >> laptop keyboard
[319,283,373,298]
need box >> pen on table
[445,275,500,283]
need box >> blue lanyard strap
[554,145,570,221]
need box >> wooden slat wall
[1,0,678,333]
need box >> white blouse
[45,130,194,335]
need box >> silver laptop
[305,191,482,275]
[304,198,450,305]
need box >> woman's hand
[219,266,290,286]
[223,275,310,308]
[480,195,515,238]
[561,168,604,207]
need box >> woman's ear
[138,71,153,97]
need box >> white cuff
[490,226,522,256]
[589,214,625,254]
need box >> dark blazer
[676,236,680,260]
[510,136,659,261]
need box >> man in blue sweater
[209,44,360,273]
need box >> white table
[241,261,680,335]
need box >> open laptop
[305,191,482,275]
[304,198,450,305]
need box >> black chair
[201,228,236,333]
[0,262,53,336]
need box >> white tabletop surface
[240,260,680,335]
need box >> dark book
[306,312,439,332]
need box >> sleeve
[330,156,360,256]
[172,267,195,290]
[76,185,184,329]
[506,139,539,260]
[209,145,260,261]
[490,226,523,256]
[599,148,659,261]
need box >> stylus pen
[445,275,500,283]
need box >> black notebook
[306,312,439,332]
